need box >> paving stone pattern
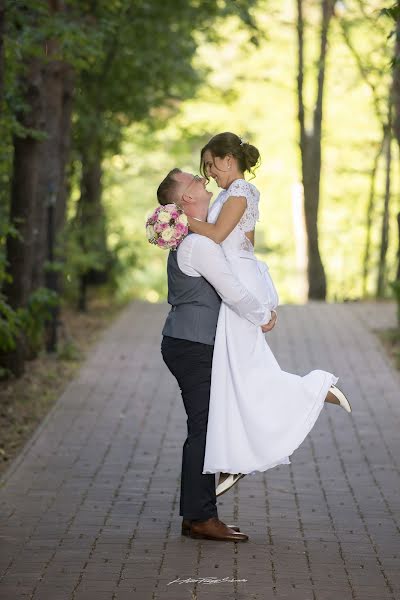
[0,300,399,600]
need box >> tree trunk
[1,58,45,375]
[376,122,392,297]
[0,0,4,98]
[76,145,109,312]
[396,212,400,282]
[31,2,73,294]
[28,2,74,351]
[30,61,74,286]
[55,66,74,241]
[302,135,327,299]
[31,53,65,291]
[296,0,334,300]
[392,15,400,146]
[392,11,400,317]
[53,65,74,304]
[362,139,384,296]
[4,58,45,309]
[3,0,74,367]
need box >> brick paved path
[0,301,399,600]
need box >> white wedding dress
[202,179,338,475]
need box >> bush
[390,279,400,329]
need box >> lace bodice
[207,178,260,254]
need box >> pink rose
[175,222,188,236]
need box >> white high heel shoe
[329,385,352,413]
[216,473,246,497]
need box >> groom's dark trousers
[161,335,218,521]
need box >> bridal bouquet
[145,204,189,251]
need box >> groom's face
[174,171,213,209]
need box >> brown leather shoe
[181,518,240,536]
[189,517,248,542]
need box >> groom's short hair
[157,168,182,205]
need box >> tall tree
[339,4,394,297]
[30,7,74,293]
[1,0,97,369]
[392,6,400,150]
[4,55,44,309]
[296,0,335,300]
[385,1,400,323]
[377,94,393,297]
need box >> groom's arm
[177,235,272,327]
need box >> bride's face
[202,150,232,189]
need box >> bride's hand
[261,310,277,333]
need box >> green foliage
[381,3,400,22]
[0,286,59,355]
[73,0,259,158]
[0,221,20,352]
[389,280,400,327]
[103,1,398,305]
[57,338,82,361]
[0,293,21,351]
[1,0,399,367]
[1,0,259,353]
[17,287,59,354]
[61,219,111,304]
[65,0,260,307]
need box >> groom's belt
[169,303,220,313]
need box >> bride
[184,132,352,497]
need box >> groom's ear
[181,193,195,205]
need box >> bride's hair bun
[241,141,260,171]
[200,132,260,178]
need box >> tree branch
[313,0,334,139]
[339,18,385,124]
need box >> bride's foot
[216,473,246,497]
[326,385,352,413]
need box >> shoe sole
[182,526,240,536]
[189,532,248,542]
[331,385,352,413]
[216,474,246,498]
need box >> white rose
[161,227,174,241]
[146,225,155,239]
[177,213,188,225]
[158,210,171,223]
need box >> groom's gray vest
[162,245,221,346]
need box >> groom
[157,168,277,542]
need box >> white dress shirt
[177,234,271,326]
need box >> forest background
[0,0,400,380]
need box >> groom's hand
[261,310,277,333]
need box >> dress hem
[202,372,338,475]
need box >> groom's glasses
[181,175,202,199]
